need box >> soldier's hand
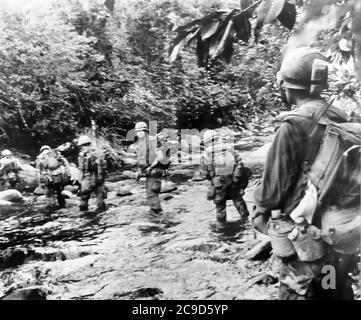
[251,207,269,235]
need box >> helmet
[157,132,169,144]
[338,38,352,52]
[203,130,219,145]
[40,145,51,153]
[135,122,148,132]
[77,135,92,147]
[278,47,328,93]
[1,149,12,158]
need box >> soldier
[36,145,70,208]
[0,149,22,189]
[77,135,108,213]
[133,122,170,216]
[202,129,251,224]
[252,47,358,300]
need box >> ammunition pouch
[212,176,223,188]
[288,224,328,262]
[321,205,360,254]
[232,165,252,186]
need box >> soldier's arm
[253,122,302,218]
[58,154,70,168]
[35,158,43,172]
[200,152,213,180]
[78,154,84,180]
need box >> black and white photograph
[0,0,360,304]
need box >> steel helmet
[203,130,219,145]
[40,145,51,153]
[338,38,352,52]
[157,132,169,143]
[278,47,328,93]
[135,122,148,132]
[77,135,92,146]
[1,149,12,158]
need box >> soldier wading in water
[201,129,252,225]
[132,122,171,217]
[77,135,108,213]
[252,47,360,300]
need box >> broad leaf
[169,26,198,60]
[221,37,234,64]
[233,12,251,43]
[256,0,286,24]
[207,10,237,59]
[104,0,115,13]
[196,38,210,67]
[277,2,296,29]
[201,21,220,40]
[211,20,234,59]
[169,38,186,63]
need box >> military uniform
[78,147,107,212]
[252,46,361,300]
[135,133,170,214]
[254,99,356,299]
[202,133,251,222]
[36,149,70,207]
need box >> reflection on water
[0,202,106,251]
[138,213,181,235]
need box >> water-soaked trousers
[79,177,107,211]
[275,251,356,300]
[211,175,249,222]
[40,174,66,208]
[146,175,162,213]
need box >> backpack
[0,159,21,175]
[83,148,106,176]
[42,151,60,171]
[308,122,361,208]
[205,143,235,176]
[281,100,360,209]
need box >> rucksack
[205,143,235,176]
[308,122,361,208]
[83,148,106,175]
[281,99,360,209]
[42,151,60,171]
[0,159,21,175]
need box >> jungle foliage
[0,0,359,152]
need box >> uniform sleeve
[200,152,212,180]
[36,158,43,172]
[254,122,303,217]
[58,155,70,167]
[78,153,84,173]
